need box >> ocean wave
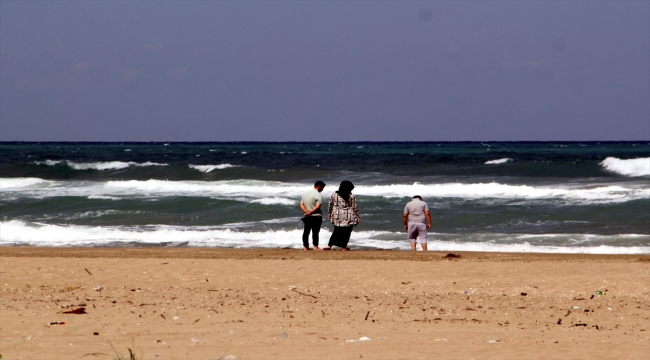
[600,157,650,177]
[485,158,512,165]
[0,177,50,189]
[188,164,239,173]
[2,178,649,204]
[250,197,296,205]
[35,160,168,170]
[1,220,648,254]
[355,182,650,204]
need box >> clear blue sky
[1,1,648,141]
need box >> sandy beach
[1,248,648,359]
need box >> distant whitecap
[485,158,512,165]
[188,164,238,173]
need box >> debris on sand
[59,307,86,314]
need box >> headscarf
[336,180,354,202]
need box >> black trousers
[302,216,322,248]
[328,225,354,248]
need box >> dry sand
[1,247,648,359]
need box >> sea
[1,142,649,254]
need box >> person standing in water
[300,180,326,250]
[403,195,431,251]
[324,180,360,251]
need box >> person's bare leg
[411,242,417,251]
[421,243,427,251]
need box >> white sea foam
[2,178,649,205]
[34,160,62,166]
[87,195,121,200]
[188,164,238,173]
[485,158,512,165]
[0,177,50,189]
[250,197,296,205]
[35,160,168,170]
[600,157,650,177]
[1,220,648,254]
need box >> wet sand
[1,247,648,359]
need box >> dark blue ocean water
[1,142,649,253]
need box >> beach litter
[191,337,205,344]
[47,321,66,326]
[596,290,606,295]
[61,303,87,309]
[275,332,288,338]
[346,337,371,343]
[59,307,86,314]
[488,339,501,343]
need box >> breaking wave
[600,157,650,177]
[1,220,648,254]
[35,160,168,170]
[188,164,239,173]
[2,178,649,205]
[485,158,512,165]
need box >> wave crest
[35,160,168,170]
[485,158,512,165]
[0,177,49,189]
[250,197,296,205]
[189,164,238,173]
[600,157,650,177]
[3,178,649,204]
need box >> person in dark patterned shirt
[323,181,360,250]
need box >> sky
[1,1,648,141]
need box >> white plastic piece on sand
[289,286,296,290]
[191,337,205,344]
[359,336,371,341]
[172,316,179,320]
[488,339,500,343]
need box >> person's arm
[307,203,321,216]
[352,195,360,224]
[327,194,334,220]
[300,202,310,215]
[425,210,432,230]
[403,213,408,231]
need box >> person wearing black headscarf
[324,180,360,250]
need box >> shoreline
[1,246,649,262]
